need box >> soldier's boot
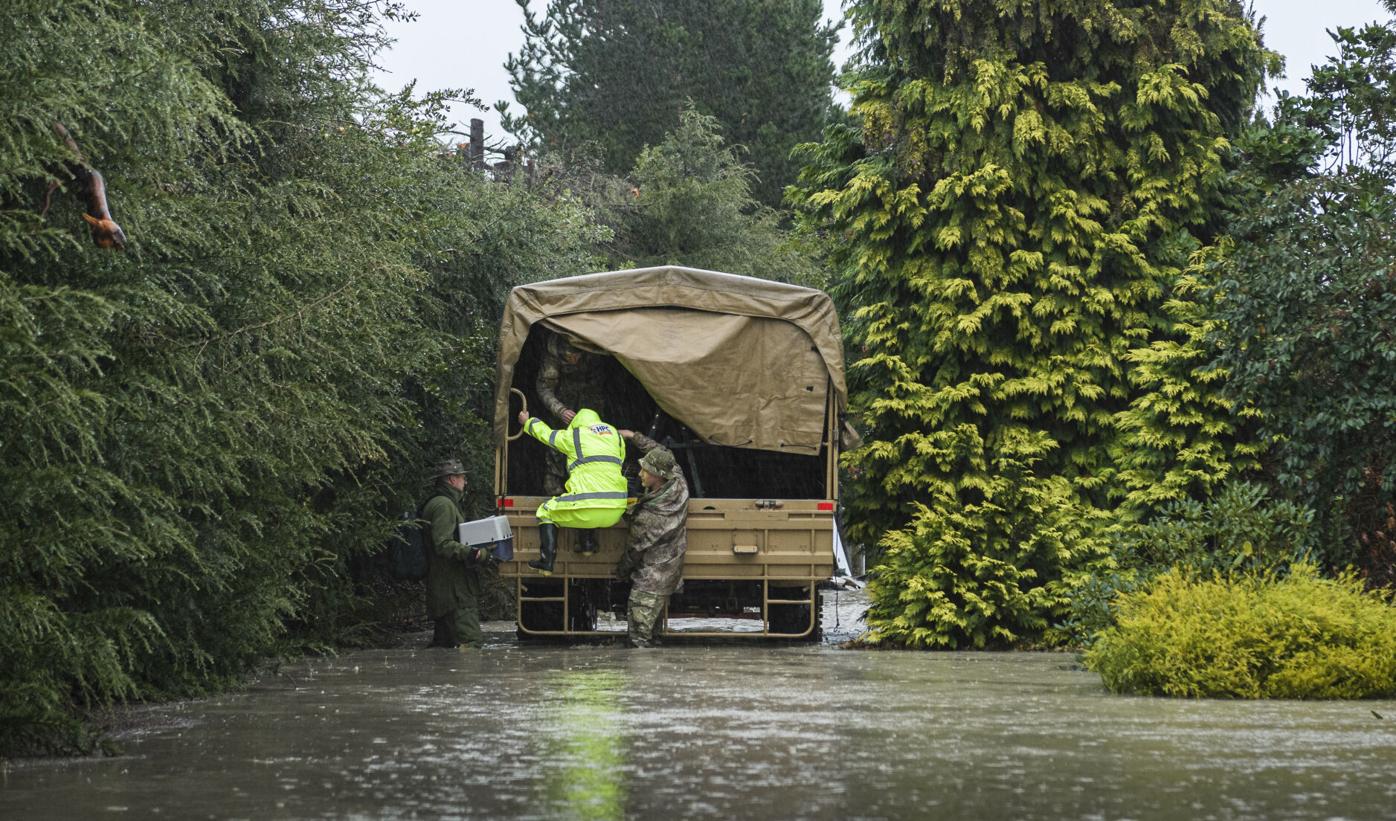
[528,523,558,576]
[576,529,598,557]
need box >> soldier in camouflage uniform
[420,458,492,649]
[535,332,608,496]
[615,430,689,648]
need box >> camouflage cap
[429,458,467,479]
[639,447,678,479]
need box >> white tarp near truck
[491,265,856,639]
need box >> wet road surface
[3,591,1395,820]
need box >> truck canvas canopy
[492,265,853,455]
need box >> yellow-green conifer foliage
[1086,565,1396,698]
[794,0,1270,647]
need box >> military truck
[490,265,855,639]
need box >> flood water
[3,591,1395,820]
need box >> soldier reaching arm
[535,332,608,495]
[615,430,689,648]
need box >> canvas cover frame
[493,266,851,455]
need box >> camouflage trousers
[543,451,567,497]
[627,590,666,647]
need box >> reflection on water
[545,670,626,820]
[2,592,1394,819]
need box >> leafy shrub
[1056,482,1313,646]
[1119,482,1315,574]
[1051,565,1145,650]
[1085,564,1396,699]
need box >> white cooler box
[458,515,514,561]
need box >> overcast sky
[373,0,1392,146]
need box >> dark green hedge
[0,0,602,753]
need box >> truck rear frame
[489,266,851,640]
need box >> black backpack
[388,508,431,581]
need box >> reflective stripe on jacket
[525,407,628,511]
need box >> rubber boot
[528,523,558,575]
[577,529,598,557]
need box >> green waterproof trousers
[431,603,482,649]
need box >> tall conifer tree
[0,0,602,751]
[502,0,838,206]
[794,0,1269,647]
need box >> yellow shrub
[1085,564,1396,698]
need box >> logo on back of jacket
[590,425,613,436]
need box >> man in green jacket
[421,458,492,649]
[516,407,629,574]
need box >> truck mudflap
[497,496,834,639]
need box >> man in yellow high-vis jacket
[516,406,628,575]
